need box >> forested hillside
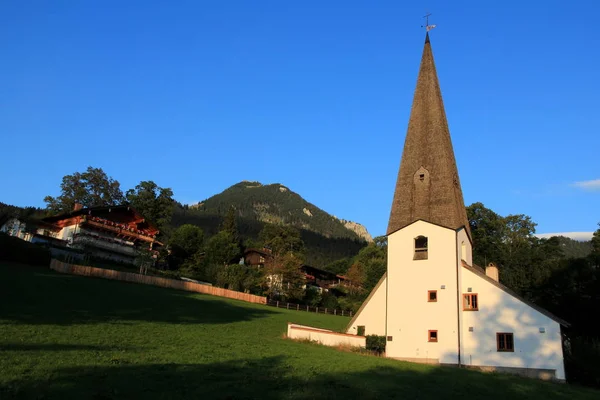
[554,236,593,258]
[172,181,370,266]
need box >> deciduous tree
[44,167,124,213]
[258,224,304,257]
[126,181,174,234]
[204,231,241,266]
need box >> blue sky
[1,1,598,238]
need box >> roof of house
[387,32,470,239]
[243,248,272,256]
[42,205,159,233]
[462,260,569,327]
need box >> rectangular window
[497,333,514,352]
[428,290,437,302]
[463,294,478,311]
[428,330,438,342]
[357,326,365,336]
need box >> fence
[287,323,365,348]
[266,299,352,317]
[49,259,267,305]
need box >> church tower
[383,32,473,363]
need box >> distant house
[301,264,355,292]
[0,216,63,246]
[243,247,272,268]
[1,204,162,265]
[242,247,356,291]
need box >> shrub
[320,291,339,309]
[0,233,51,266]
[366,335,386,355]
[565,335,600,388]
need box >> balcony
[81,217,159,244]
[72,233,138,256]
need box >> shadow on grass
[1,355,595,400]
[0,263,274,326]
[0,344,139,352]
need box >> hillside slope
[1,263,596,400]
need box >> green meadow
[0,262,596,399]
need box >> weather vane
[421,12,436,32]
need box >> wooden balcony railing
[82,219,157,244]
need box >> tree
[257,224,306,300]
[324,257,352,275]
[345,263,365,293]
[126,181,174,234]
[168,224,204,270]
[170,224,204,257]
[204,231,241,266]
[591,223,600,267]
[44,167,124,213]
[216,263,262,293]
[263,251,305,301]
[258,224,304,257]
[467,202,505,267]
[221,205,239,241]
[351,239,387,292]
[135,247,155,275]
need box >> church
[345,32,568,381]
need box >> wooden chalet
[243,247,272,268]
[1,204,162,265]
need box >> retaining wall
[287,323,366,348]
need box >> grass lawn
[0,262,597,399]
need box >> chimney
[486,262,499,282]
[73,203,83,211]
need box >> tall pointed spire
[387,33,470,238]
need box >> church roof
[387,33,470,238]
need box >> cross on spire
[422,12,436,32]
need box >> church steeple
[387,33,470,238]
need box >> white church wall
[346,274,387,336]
[460,267,566,380]
[457,228,472,266]
[386,221,460,364]
[288,323,366,348]
[456,227,470,366]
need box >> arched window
[414,236,428,260]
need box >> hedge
[0,233,51,266]
[366,335,386,355]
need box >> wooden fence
[49,259,267,305]
[266,299,352,317]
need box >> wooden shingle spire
[387,33,470,238]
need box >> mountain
[173,181,371,266]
